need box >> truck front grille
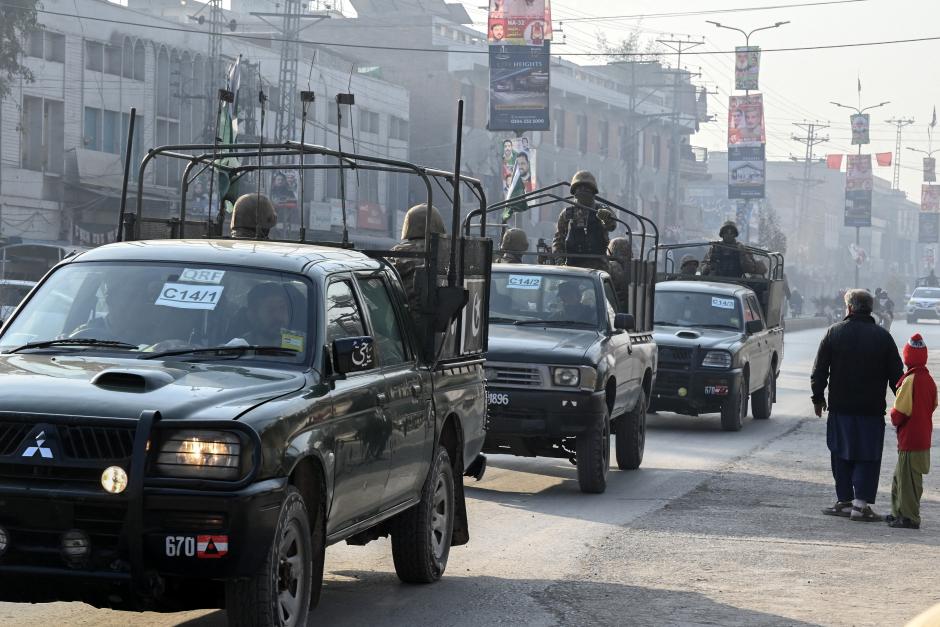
[658,346,693,364]
[0,422,30,456]
[488,365,542,387]
[60,425,135,461]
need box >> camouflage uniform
[230,193,277,240]
[607,237,633,311]
[552,171,616,270]
[391,203,446,313]
[701,221,766,277]
[496,228,529,264]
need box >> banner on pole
[875,152,892,167]
[499,137,537,221]
[826,154,844,170]
[925,157,937,183]
[728,145,765,199]
[850,113,870,145]
[734,46,760,91]
[488,0,552,46]
[488,43,551,131]
[920,212,940,243]
[728,95,765,146]
[922,184,940,212]
[844,154,872,227]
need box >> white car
[906,287,940,323]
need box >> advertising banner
[844,154,872,227]
[488,0,552,46]
[920,212,940,244]
[734,46,760,91]
[488,43,551,131]
[922,184,940,212]
[500,137,537,198]
[925,157,937,183]
[850,113,870,145]
[728,145,765,199]
[728,95,765,146]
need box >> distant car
[906,287,940,323]
[0,279,36,321]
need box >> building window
[328,104,350,128]
[652,133,662,170]
[577,114,588,154]
[105,44,122,76]
[133,40,146,81]
[387,172,409,211]
[85,40,104,72]
[83,107,101,150]
[360,109,380,134]
[598,120,609,157]
[554,109,565,148]
[27,30,65,62]
[359,169,379,203]
[22,96,65,174]
[390,116,409,141]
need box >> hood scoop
[675,330,702,339]
[92,369,176,392]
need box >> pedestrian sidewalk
[560,415,940,627]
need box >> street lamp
[705,20,790,48]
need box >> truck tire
[391,445,455,584]
[751,370,775,421]
[616,389,646,470]
[577,409,610,493]
[720,376,748,432]
[226,485,314,627]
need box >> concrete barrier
[784,316,830,332]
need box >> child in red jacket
[888,334,937,529]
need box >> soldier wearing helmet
[606,236,633,311]
[701,221,766,278]
[679,255,700,277]
[230,193,277,240]
[552,171,616,269]
[496,228,529,264]
[391,203,446,312]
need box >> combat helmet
[570,171,599,194]
[719,220,740,238]
[231,193,277,239]
[680,254,699,268]
[501,228,529,253]
[607,236,632,258]
[401,203,446,240]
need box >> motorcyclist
[551,171,617,270]
[230,193,277,240]
[875,288,895,329]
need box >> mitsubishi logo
[22,430,54,459]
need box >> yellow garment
[894,373,915,417]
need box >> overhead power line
[554,0,869,23]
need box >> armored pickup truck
[650,243,786,431]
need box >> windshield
[655,291,743,330]
[0,262,311,363]
[912,288,940,300]
[489,272,600,327]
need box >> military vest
[711,246,743,277]
[564,206,607,256]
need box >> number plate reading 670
[487,392,510,406]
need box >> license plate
[705,385,729,396]
[487,392,510,406]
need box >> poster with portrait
[488,43,551,131]
[728,95,765,146]
[850,113,870,145]
[734,46,760,91]
[728,145,765,199]
[500,137,537,198]
[920,212,940,244]
[925,157,937,183]
[488,0,552,46]
[922,185,940,212]
[844,154,872,227]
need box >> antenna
[256,78,267,239]
[335,93,355,247]
[299,90,315,242]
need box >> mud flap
[451,447,470,547]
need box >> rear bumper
[483,387,607,442]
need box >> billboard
[488,43,550,131]
[488,0,552,46]
[500,137,537,198]
[844,154,872,227]
[850,113,870,145]
[728,95,765,146]
[922,184,940,212]
[920,212,940,244]
[728,145,765,199]
[734,46,760,91]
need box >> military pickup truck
[650,243,786,431]
[0,137,491,626]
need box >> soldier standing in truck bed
[496,228,529,264]
[552,171,617,270]
[701,221,766,278]
[391,203,446,313]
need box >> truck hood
[0,354,307,421]
[487,324,600,366]
[653,324,744,351]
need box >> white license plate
[487,392,510,406]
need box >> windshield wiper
[514,319,596,328]
[697,324,742,331]
[5,338,140,355]
[140,344,299,360]
[489,316,518,324]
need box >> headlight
[155,430,241,480]
[552,367,581,387]
[701,350,732,369]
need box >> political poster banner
[844,154,872,227]
[925,157,936,183]
[728,95,765,146]
[850,113,870,145]
[728,145,765,199]
[488,0,552,46]
[922,184,940,212]
[734,46,760,91]
[499,137,537,221]
[488,43,551,131]
[919,212,940,244]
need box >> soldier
[701,221,766,278]
[679,255,700,276]
[552,171,617,269]
[391,203,446,313]
[496,228,529,264]
[230,193,277,240]
[607,236,633,311]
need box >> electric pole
[188,0,231,138]
[886,117,915,191]
[791,121,829,285]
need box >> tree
[758,202,787,254]
[596,25,663,62]
[0,0,38,99]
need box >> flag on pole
[827,154,844,170]
[876,152,893,167]
[932,106,937,128]
[857,77,862,93]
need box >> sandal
[822,501,853,517]
[888,517,920,529]
[850,505,884,522]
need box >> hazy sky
[454,0,940,201]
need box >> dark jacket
[811,313,904,416]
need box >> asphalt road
[3,318,934,626]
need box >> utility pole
[189,0,231,138]
[791,121,829,285]
[656,38,703,241]
[886,117,915,191]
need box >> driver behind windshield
[554,281,596,324]
[235,282,292,347]
[69,279,164,346]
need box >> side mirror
[614,313,635,331]
[745,320,764,334]
[332,336,376,375]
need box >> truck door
[743,294,770,389]
[355,272,430,509]
[603,278,637,414]
[325,278,391,532]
